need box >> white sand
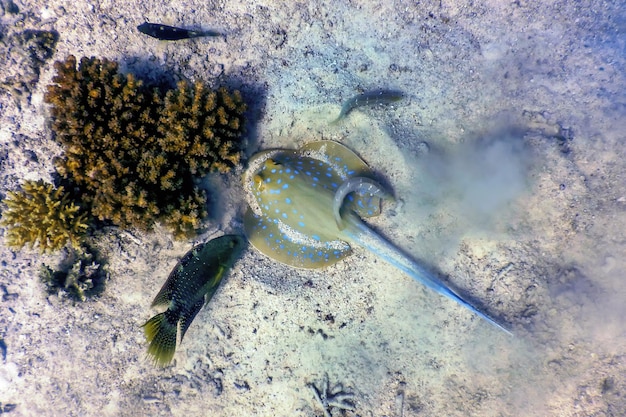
[1,0,625,416]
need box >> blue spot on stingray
[277,178,282,184]
[285,197,292,204]
[312,234,320,241]
[265,177,271,183]
[298,221,305,227]
[282,184,289,189]
[282,213,288,219]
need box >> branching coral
[44,55,247,237]
[158,81,246,174]
[1,180,88,252]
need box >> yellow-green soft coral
[1,180,88,252]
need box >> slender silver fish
[331,89,405,124]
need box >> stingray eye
[265,159,283,170]
[253,174,264,189]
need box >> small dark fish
[331,89,405,124]
[143,235,246,366]
[137,22,222,41]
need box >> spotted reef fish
[143,235,246,366]
[137,22,222,41]
[243,141,511,334]
[331,89,405,124]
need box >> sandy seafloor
[1,0,626,416]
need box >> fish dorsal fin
[151,275,176,308]
[300,141,386,220]
[244,209,351,269]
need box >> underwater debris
[1,180,88,253]
[307,373,355,417]
[0,338,6,361]
[137,22,222,40]
[0,29,59,107]
[1,0,20,14]
[0,402,17,414]
[44,55,247,238]
[40,244,108,302]
[143,235,247,366]
[331,88,404,124]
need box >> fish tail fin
[143,312,179,366]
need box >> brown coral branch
[43,55,247,238]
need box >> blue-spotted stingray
[243,141,511,334]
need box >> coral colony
[1,180,88,253]
[42,55,246,238]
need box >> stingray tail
[345,217,512,335]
